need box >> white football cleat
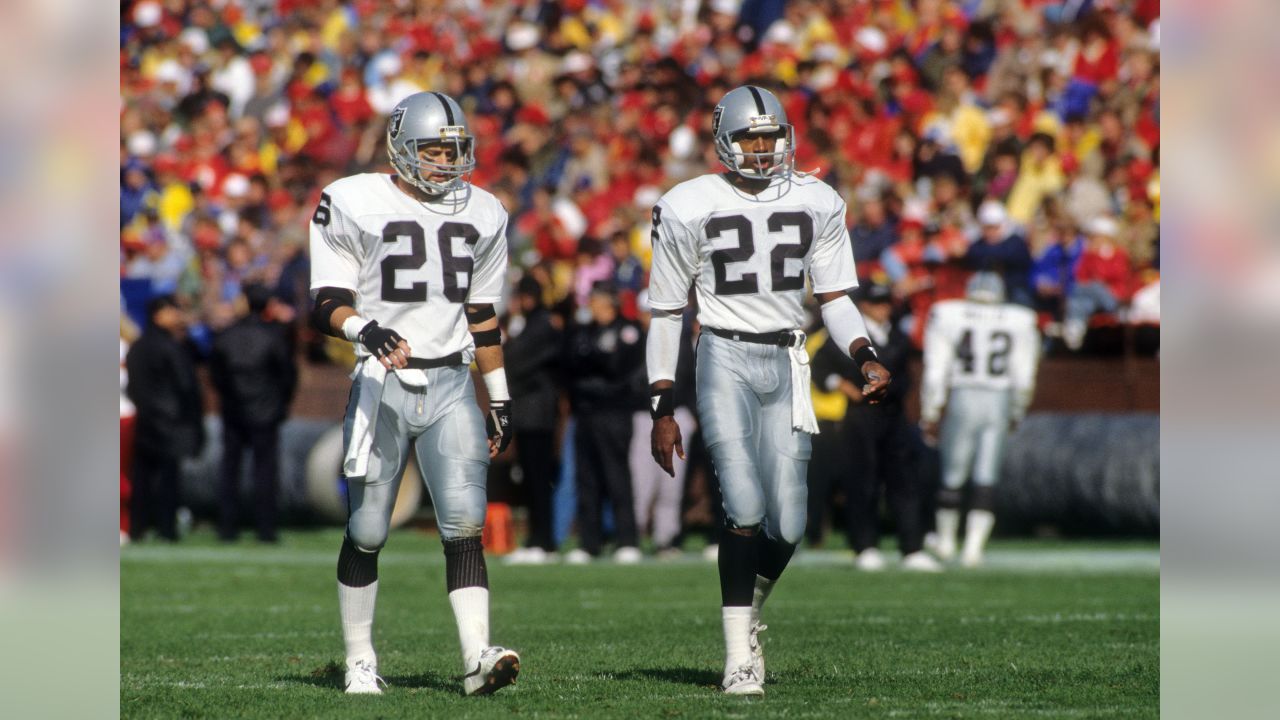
[504,547,556,565]
[901,551,944,572]
[927,535,956,561]
[702,544,720,562]
[722,663,764,696]
[564,548,592,565]
[613,546,643,564]
[855,547,886,571]
[960,550,984,568]
[463,646,520,696]
[344,658,386,695]
[748,622,767,681]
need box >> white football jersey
[310,173,508,366]
[648,173,858,332]
[921,299,1040,422]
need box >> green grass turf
[121,529,1158,719]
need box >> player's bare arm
[815,289,891,403]
[311,287,411,370]
[467,303,512,458]
[647,307,685,477]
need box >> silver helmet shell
[386,91,476,195]
[712,85,796,179]
[965,272,1006,304]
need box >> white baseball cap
[1087,216,1119,237]
[978,201,1007,227]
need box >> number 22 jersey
[647,173,859,332]
[309,173,508,364]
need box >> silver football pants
[343,366,488,549]
[939,387,1012,489]
[696,332,812,544]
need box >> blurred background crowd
[119,0,1160,555]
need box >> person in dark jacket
[811,285,941,572]
[125,295,205,541]
[210,283,297,542]
[563,281,645,563]
[502,275,564,563]
[966,201,1034,307]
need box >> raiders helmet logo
[389,106,406,139]
[711,105,724,136]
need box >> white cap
[668,125,695,160]
[710,0,741,16]
[978,200,1007,227]
[127,130,157,158]
[133,1,162,28]
[371,52,402,81]
[179,27,210,55]
[855,27,887,55]
[1087,216,1118,237]
[506,23,541,51]
[154,59,186,85]
[634,185,661,210]
[264,102,291,128]
[222,173,250,199]
[763,22,796,46]
[562,51,593,74]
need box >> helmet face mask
[387,93,476,196]
[713,86,796,179]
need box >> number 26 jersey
[309,173,508,363]
[647,173,858,332]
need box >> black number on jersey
[379,220,480,304]
[767,212,814,291]
[707,215,758,295]
[956,329,1013,376]
[650,205,662,248]
[438,222,480,303]
[313,192,332,226]
[707,212,814,295]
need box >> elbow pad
[310,287,355,336]
[645,310,683,384]
[820,294,869,358]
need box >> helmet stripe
[746,86,767,115]
[431,92,456,125]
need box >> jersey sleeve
[468,210,508,304]
[646,200,698,310]
[807,193,859,294]
[920,305,955,424]
[309,190,361,292]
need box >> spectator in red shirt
[1063,216,1133,350]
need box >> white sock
[338,580,378,665]
[449,587,490,672]
[964,510,996,558]
[722,606,753,674]
[936,509,960,551]
[751,575,775,626]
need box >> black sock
[337,535,378,587]
[970,485,996,512]
[756,533,797,582]
[718,528,759,606]
[937,487,964,510]
[443,536,489,593]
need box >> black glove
[357,320,406,359]
[486,400,513,454]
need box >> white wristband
[820,294,869,358]
[645,309,683,383]
[482,368,510,403]
[340,315,368,343]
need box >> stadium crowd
[120,0,1160,551]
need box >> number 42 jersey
[309,173,508,364]
[647,173,858,332]
[920,299,1040,423]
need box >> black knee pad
[442,536,488,593]
[937,487,964,510]
[970,485,997,512]
[337,535,379,587]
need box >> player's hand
[860,361,891,403]
[920,419,939,447]
[486,401,512,458]
[651,415,684,477]
[358,321,412,369]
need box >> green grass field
[121,529,1158,719]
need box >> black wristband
[650,387,675,419]
[853,344,879,371]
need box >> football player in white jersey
[309,91,520,696]
[920,272,1041,567]
[646,85,891,696]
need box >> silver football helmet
[712,85,796,179]
[966,272,1006,304]
[386,91,475,195]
